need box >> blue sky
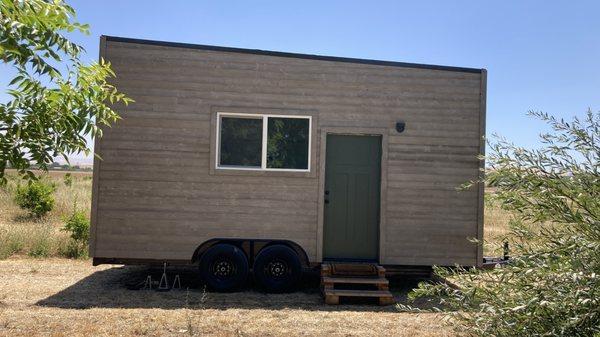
[3,1,599,163]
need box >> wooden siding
[90,37,485,266]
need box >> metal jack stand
[158,262,170,291]
[172,274,181,290]
[143,275,152,290]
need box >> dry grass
[482,191,513,256]
[0,170,92,259]
[0,258,451,337]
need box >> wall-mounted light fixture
[396,121,406,133]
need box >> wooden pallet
[321,263,395,305]
[322,262,385,278]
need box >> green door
[323,135,381,260]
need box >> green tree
[404,110,600,336]
[0,0,132,184]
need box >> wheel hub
[266,260,288,278]
[213,259,234,278]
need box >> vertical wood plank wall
[90,38,485,266]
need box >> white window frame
[215,112,312,172]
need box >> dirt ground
[0,258,452,337]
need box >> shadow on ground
[37,265,439,312]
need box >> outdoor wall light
[396,121,406,133]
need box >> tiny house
[90,36,486,292]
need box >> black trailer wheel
[253,244,302,293]
[199,243,248,292]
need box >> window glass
[219,116,263,167]
[267,117,310,169]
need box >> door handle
[324,190,330,204]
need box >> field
[0,170,93,259]
[0,170,513,336]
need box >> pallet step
[323,289,395,305]
[321,262,394,305]
[325,289,393,297]
[322,276,389,285]
[321,263,385,277]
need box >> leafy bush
[63,173,73,187]
[405,110,600,336]
[14,180,56,217]
[61,209,90,258]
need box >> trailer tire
[253,244,302,293]
[199,243,248,292]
